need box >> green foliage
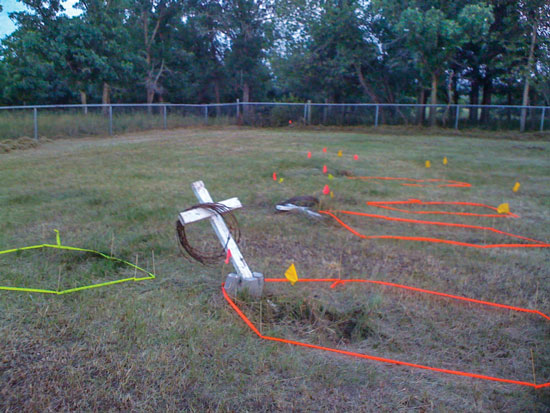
[396,3,493,78]
[223,0,273,101]
[0,0,548,108]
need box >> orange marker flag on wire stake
[497,203,510,214]
[353,154,359,160]
[225,249,232,264]
[323,147,327,153]
[285,263,298,285]
[307,151,312,159]
[513,182,520,192]
[273,172,277,181]
[323,184,330,195]
[323,165,328,174]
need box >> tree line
[0,0,548,121]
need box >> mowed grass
[0,127,549,411]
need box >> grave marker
[179,181,264,296]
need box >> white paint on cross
[178,180,255,281]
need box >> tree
[75,0,136,108]
[457,1,521,124]
[396,3,493,125]
[53,16,106,108]
[1,0,548,112]
[181,0,227,104]
[272,0,384,104]
[223,0,272,105]
[519,0,549,131]
[1,1,76,104]
[126,0,183,105]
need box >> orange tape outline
[318,210,550,249]
[333,176,548,247]
[366,199,519,218]
[347,176,471,188]
[223,278,550,388]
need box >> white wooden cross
[178,181,263,296]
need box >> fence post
[163,105,167,129]
[303,103,307,125]
[108,105,113,135]
[541,107,546,132]
[204,105,208,124]
[33,107,38,140]
[374,105,379,127]
[454,105,460,129]
[307,100,312,125]
[236,99,240,118]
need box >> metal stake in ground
[178,181,264,297]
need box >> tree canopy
[1,0,549,109]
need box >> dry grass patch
[1,127,549,411]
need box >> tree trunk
[442,71,453,126]
[452,74,459,126]
[355,64,387,123]
[520,17,538,132]
[102,82,110,115]
[242,81,250,121]
[146,87,154,115]
[452,74,459,104]
[80,90,88,114]
[469,79,479,123]
[416,87,426,125]
[506,90,512,122]
[214,80,221,116]
[429,72,437,126]
[355,63,380,103]
[530,93,536,130]
[146,87,155,104]
[242,81,250,102]
[481,78,492,124]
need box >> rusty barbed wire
[176,202,241,265]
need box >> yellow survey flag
[279,177,284,183]
[425,160,431,168]
[285,263,298,286]
[443,156,448,165]
[513,182,520,192]
[337,150,343,157]
[330,191,334,198]
[497,203,510,214]
[328,173,334,180]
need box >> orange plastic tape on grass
[319,209,550,249]
[347,176,471,188]
[222,278,550,388]
[366,199,519,218]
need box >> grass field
[1,126,549,411]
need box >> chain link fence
[0,102,547,140]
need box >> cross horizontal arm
[178,197,242,225]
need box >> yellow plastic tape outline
[0,231,156,294]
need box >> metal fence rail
[0,102,547,140]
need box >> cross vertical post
[179,181,264,297]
